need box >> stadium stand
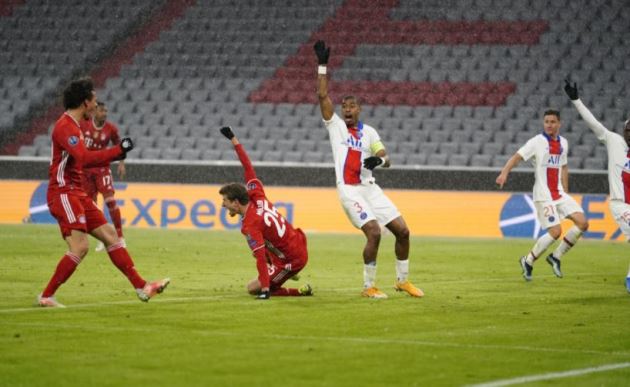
[4,0,630,170]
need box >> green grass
[1,224,629,387]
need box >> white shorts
[534,195,584,229]
[609,200,630,240]
[337,183,401,229]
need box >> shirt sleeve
[242,222,270,289]
[572,99,609,142]
[517,138,536,162]
[323,113,343,132]
[53,123,122,167]
[234,143,257,183]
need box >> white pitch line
[467,362,630,387]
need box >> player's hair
[63,77,94,109]
[219,183,249,205]
[342,95,361,106]
[543,109,560,119]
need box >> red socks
[42,253,82,297]
[271,288,301,296]
[107,242,145,289]
[106,200,123,238]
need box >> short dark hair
[63,77,94,109]
[219,183,249,205]
[342,95,361,105]
[543,109,560,120]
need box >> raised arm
[220,126,257,182]
[496,153,523,189]
[314,40,334,121]
[564,79,608,139]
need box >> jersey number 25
[263,200,286,237]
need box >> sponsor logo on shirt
[68,136,79,146]
[547,154,561,166]
[346,136,363,151]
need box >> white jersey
[323,113,383,185]
[517,133,568,202]
[572,99,630,203]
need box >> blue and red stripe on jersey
[342,121,363,185]
[543,132,563,200]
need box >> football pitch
[1,224,629,387]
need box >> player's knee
[366,228,381,243]
[548,227,562,239]
[106,200,117,210]
[247,281,260,295]
[579,219,589,232]
[395,226,410,241]
[362,221,381,241]
[75,241,90,258]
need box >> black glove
[256,290,270,300]
[220,126,235,140]
[363,156,384,170]
[564,79,579,100]
[119,137,134,153]
[313,40,330,65]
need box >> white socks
[363,262,377,288]
[552,225,583,259]
[364,260,410,287]
[396,259,409,283]
[526,233,556,265]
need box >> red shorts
[83,167,115,200]
[47,192,108,238]
[266,229,308,290]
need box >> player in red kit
[81,101,126,251]
[38,77,169,307]
[219,126,312,299]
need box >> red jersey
[48,113,122,197]
[235,144,306,289]
[242,179,304,263]
[80,119,121,171]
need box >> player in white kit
[313,40,423,299]
[564,80,630,293]
[496,109,589,281]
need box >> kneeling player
[219,126,312,299]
